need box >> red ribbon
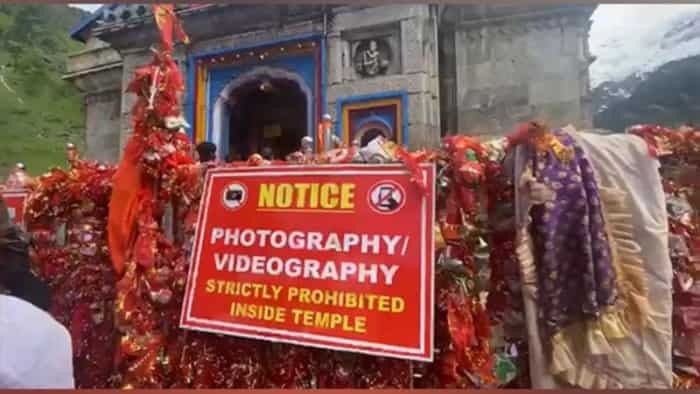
[396,146,428,194]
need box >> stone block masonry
[444,5,595,136]
[64,4,595,161]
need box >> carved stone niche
[342,24,401,79]
[352,39,392,78]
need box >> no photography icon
[368,181,406,215]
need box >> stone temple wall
[95,6,329,157]
[442,6,595,138]
[108,5,443,153]
[65,5,595,160]
[325,5,441,150]
[64,37,123,163]
[84,90,122,162]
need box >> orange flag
[107,5,190,275]
[316,123,325,154]
[107,139,144,276]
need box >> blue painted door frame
[185,33,327,158]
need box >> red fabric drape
[152,4,190,53]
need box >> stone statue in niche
[354,39,390,77]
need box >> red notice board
[181,164,435,361]
[1,188,29,228]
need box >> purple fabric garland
[527,129,618,341]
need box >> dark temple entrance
[227,78,307,161]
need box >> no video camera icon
[222,183,247,210]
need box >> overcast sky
[71,3,101,12]
[589,4,700,85]
[69,4,700,86]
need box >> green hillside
[0,4,87,177]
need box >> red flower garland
[25,152,118,388]
[19,7,512,389]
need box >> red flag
[173,15,189,45]
[152,4,189,53]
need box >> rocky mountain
[592,55,700,132]
[0,4,87,177]
[590,6,700,131]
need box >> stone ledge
[64,60,123,78]
[326,74,431,101]
[327,71,432,91]
[191,21,322,55]
[455,7,592,33]
[63,62,124,94]
[332,4,429,32]
[65,42,123,75]
[67,38,116,57]
[95,5,327,51]
[92,4,215,36]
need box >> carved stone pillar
[63,38,124,163]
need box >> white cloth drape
[574,130,673,388]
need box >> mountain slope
[590,5,700,131]
[0,4,87,177]
[593,55,700,131]
[590,4,700,87]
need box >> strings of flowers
[19,45,507,388]
[106,7,200,386]
[20,4,493,388]
[24,145,118,388]
[20,5,700,390]
[481,138,529,388]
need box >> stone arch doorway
[211,66,313,161]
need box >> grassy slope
[0,4,87,177]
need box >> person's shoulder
[1,294,47,318]
[0,294,70,344]
[0,295,74,389]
